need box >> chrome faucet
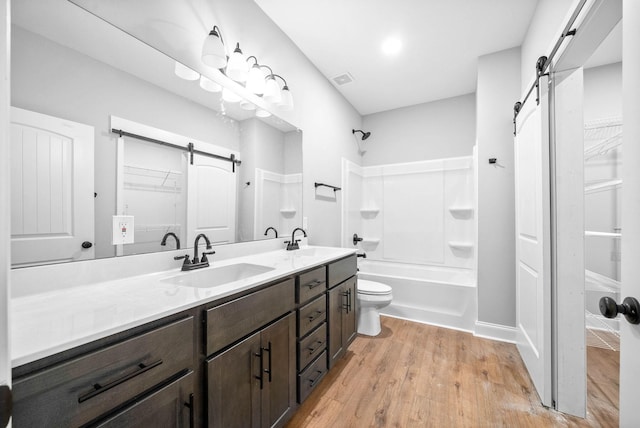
[285,227,307,251]
[160,232,180,250]
[174,233,215,271]
[264,226,278,238]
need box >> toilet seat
[358,279,392,295]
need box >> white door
[514,76,553,407]
[620,2,640,426]
[187,154,237,247]
[10,107,94,266]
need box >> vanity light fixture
[239,99,256,111]
[272,75,294,111]
[256,108,271,118]
[263,74,282,104]
[199,75,222,92]
[174,61,200,80]
[245,56,266,95]
[222,87,242,103]
[226,43,249,82]
[202,25,227,69]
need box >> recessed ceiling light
[381,37,402,56]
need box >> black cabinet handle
[306,279,324,289]
[263,342,272,383]
[308,370,323,387]
[341,291,349,312]
[254,350,264,390]
[307,340,325,354]
[347,289,352,313]
[184,393,195,428]
[78,359,163,403]
[307,310,324,322]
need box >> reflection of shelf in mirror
[585,269,620,293]
[585,231,621,238]
[124,182,182,194]
[448,206,474,218]
[448,241,474,250]
[124,164,182,193]
[584,179,622,194]
[360,208,380,216]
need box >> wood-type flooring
[286,316,619,428]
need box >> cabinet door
[207,331,261,428]
[343,277,357,347]
[327,282,347,368]
[260,313,295,428]
[91,371,194,427]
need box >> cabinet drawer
[296,266,326,304]
[298,323,326,371]
[327,255,356,289]
[298,294,326,338]
[13,316,194,427]
[206,278,295,355]
[297,351,327,403]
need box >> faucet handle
[201,250,215,263]
[174,254,192,265]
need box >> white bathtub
[357,260,477,332]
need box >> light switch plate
[112,215,135,245]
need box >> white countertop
[11,246,355,367]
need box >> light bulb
[277,85,294,111]
[256,108,271,118]
[199,75,222,92]
[263,77,282,104]
[202,26,227,69]
[226,43,248,82]
[174,61,199,80]
[246,64,266,95]
[240,100,256,111]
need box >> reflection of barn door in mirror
[10,107,94,266]
[187,154,236,246]
[514,75,552,407]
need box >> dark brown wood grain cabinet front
[207,313,295,428]
[327,277,357,369]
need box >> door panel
[514,76,552,407]
[10,107,94,266]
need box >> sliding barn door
[10,107,94,266]
[513,76,552,407]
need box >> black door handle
[599,296,640,324]
[81,241,93,249]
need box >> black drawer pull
[78,359,163,403]
[307,310,325,322]
[308,370,324,387]
[254,350,264,390]
[307,340,325,354]
[184,393,195,428]
[306,279,324,289]
[263,342,272,383]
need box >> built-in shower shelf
[448,241,474,250]
[584,179,622,195]
[360,208,380,216]
[585,269,620,293]
[280,209,297,216]
[448,206,474,218]
[585,231,621,238]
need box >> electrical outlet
[112,215,135,245]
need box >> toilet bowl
[357,279,393,336]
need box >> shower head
[352,129,371,141]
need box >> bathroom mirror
[10,0,302,267]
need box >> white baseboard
[473,321,517,344]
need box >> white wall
[361,94,476,166]
[521,0,576,90]
[583,62,622,122]
[11,26,241,259]
[476,47,521,327]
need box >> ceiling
[255,0,540,115]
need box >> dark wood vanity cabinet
[12,315,196,427]
[206,278,296,428]
[327,256,358,369]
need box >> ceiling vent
[332,72,354,86]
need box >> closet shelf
[584,117,622,161]
[448,241,474,250]
[448,206,474,218]
[585,269,620,293]
[584,179,622,195]
[585,231,621,238]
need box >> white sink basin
[163,263,274,288]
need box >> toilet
[356,279,393,336]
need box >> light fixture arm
[270,74,288,88]
[246,55,259,66]
[210,25,224,45]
